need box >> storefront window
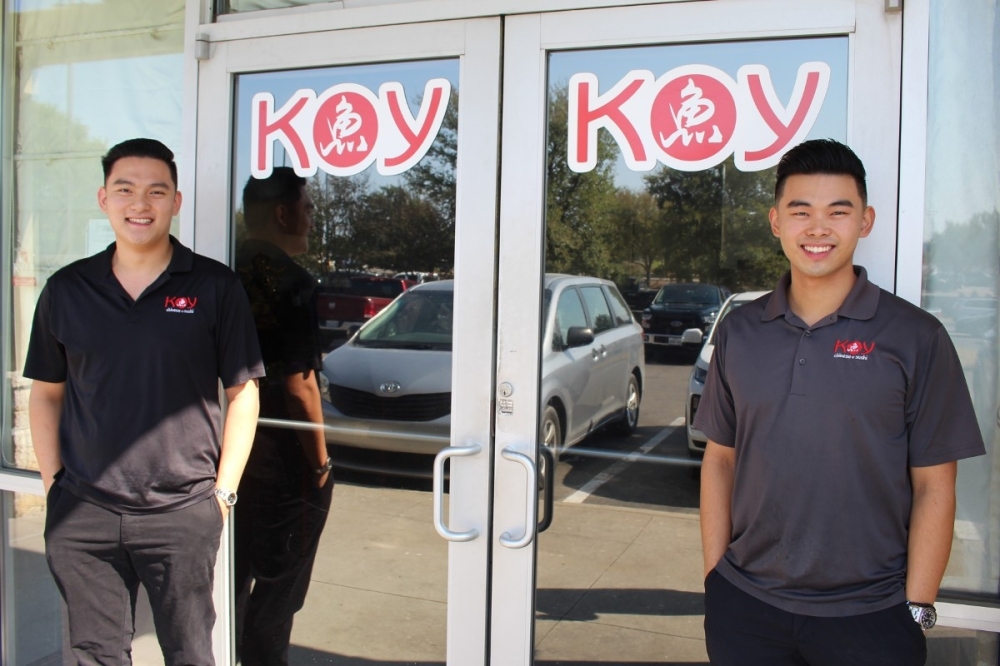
[921,0,1000,601]
[2,0,185,471]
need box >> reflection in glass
[537,37,847,662]
[921,0,1000,600]
[231,59,458,662]
[235,169,335,665]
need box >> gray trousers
[44,486,224,666]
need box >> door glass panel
[231,59,458,664]
[3,0,185,472]
[922,0,1000,607]
[537,37,847,662]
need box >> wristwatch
[907,601,937,630]
[215,488,238,507]
[315,457,334,475]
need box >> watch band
[214,488,238,507]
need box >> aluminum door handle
[432,443,481,542]
[499,446,538,549]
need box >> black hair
[774,139,867,205]
[242,167,307,231]
[101,138,178,188]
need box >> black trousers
[704,569,927,666]
[44,487,224,666]
[234,435,334,666]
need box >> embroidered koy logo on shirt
[833,339,874,361]
[164,296,197,314]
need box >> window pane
[539,36,847,663]
[231,59,459,662]
[2,491,164,665]
[921,0,1000,599]
[3,0,185,471]
[580,286,614,334]
[556,289,587,343]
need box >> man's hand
[216,495,231,520]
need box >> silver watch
[314,457,333,475]
[214,488,238,507]
[907,601,937,630]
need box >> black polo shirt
[695,267,985,617]
[235,239,322,424]
[24,237,265,513]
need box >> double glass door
[194,2,900,663]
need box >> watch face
[216,489,238,506]
[910,604,937,630]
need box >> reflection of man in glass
[235,167,334,666]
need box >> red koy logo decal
[164,296,198,311]
[567,62,830,173]
[250,78,451,179]
[833,340,875,355]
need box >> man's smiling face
[769,173,875,284]
[98,156,181,252]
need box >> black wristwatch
[315,457,333,475]
[907,601,937,630]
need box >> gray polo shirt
[694,267,985,617]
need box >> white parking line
[670,416,685,427]
[563,424,681,504]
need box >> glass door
[492,1,902,663]
[195,17,501,665]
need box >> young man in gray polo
[696,139,985,665]
[25,138,264,665]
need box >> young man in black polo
[696,139,985,665]
[234,167,333,666]
[25,138,264,665]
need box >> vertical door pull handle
[433,443,481,542]
[537,446,556,533]
[499,446,538,549]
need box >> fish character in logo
[661,78,723,149]
[321,96,369,157]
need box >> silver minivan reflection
[320,274,645,457]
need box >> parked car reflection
[686,290,768,458]
[319,275,645,458]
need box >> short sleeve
[905,325,986,466]
[216,275,266,388]
[693,321,737,447]
[23,283,68,383]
